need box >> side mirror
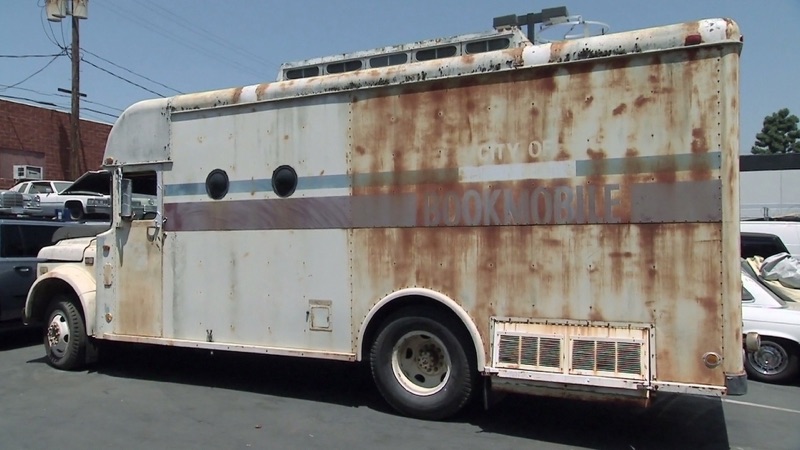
[120,178,133,220]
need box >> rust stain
[255,83,269,99]
[613,103,627,116]
[548,41,569,63]
[634,95,652,108]
[231,87,243,104]
[691,128,708,153]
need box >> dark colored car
[0,218,107,327]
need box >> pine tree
[751,108,800,154]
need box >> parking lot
[2,328,798,450]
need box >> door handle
[14,266,32,274]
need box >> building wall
[0,99,111,189]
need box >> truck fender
[24,265,96,335]
[356,287,486,370]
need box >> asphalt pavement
[2,328,799,450]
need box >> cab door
[109,170,164,337]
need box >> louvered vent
[492,320,650,382]
[497,334,563,370]
[571,339,642,375]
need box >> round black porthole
[272,165,298,198]
[205,169,229,200]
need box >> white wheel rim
[47,313,70,358]
[391,331,451,396]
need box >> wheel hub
[752,343,788,375]
[416,344,444,374]
[391,331,452,396]
[47,314,70,357]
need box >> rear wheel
[744,338,800,383]
[370,307,476,420]
[44,296,88,370]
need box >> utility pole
[70,13,81,180]
[47,0,88,180]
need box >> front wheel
[744,338,800,384]
[44,297,88,370]
[65,202,84,221]
[370,308,476,420]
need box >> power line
[135,0,277,70]
[1,77,125,113]
[0,93,61,108]
[81,107,118,119]
[54,92,125,112]
[0,94,118,120]
[81,48,183,95]
[0,53,64,58]
[94,1,269,80]
[0,52,65,92]
[81,57,166,98]
[38,3,66,50]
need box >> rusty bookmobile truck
[24,15,750,420]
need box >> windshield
[54,182,72,193]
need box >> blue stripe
[297,174,350,190]
[575,152,721,177]
[164,153,722,197]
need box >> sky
[1,1,798,154]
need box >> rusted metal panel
[346,33,739,388]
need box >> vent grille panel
[493,321,650,381]
[495,334,563,370]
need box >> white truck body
[25,17,745,418]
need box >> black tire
[370,307,476,420]
[66,202,84,221]
[43,296,88,371]
[744,337,800,384]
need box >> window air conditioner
[13,165,44,181]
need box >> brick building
[0,98,112,189]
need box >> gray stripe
[164,194,418,231]
[352,168,459,188]
[352,194,417,227]
[576,152,721,177]
[631,179,722,222]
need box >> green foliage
[751,108,800,154]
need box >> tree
[751,108,800,154]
